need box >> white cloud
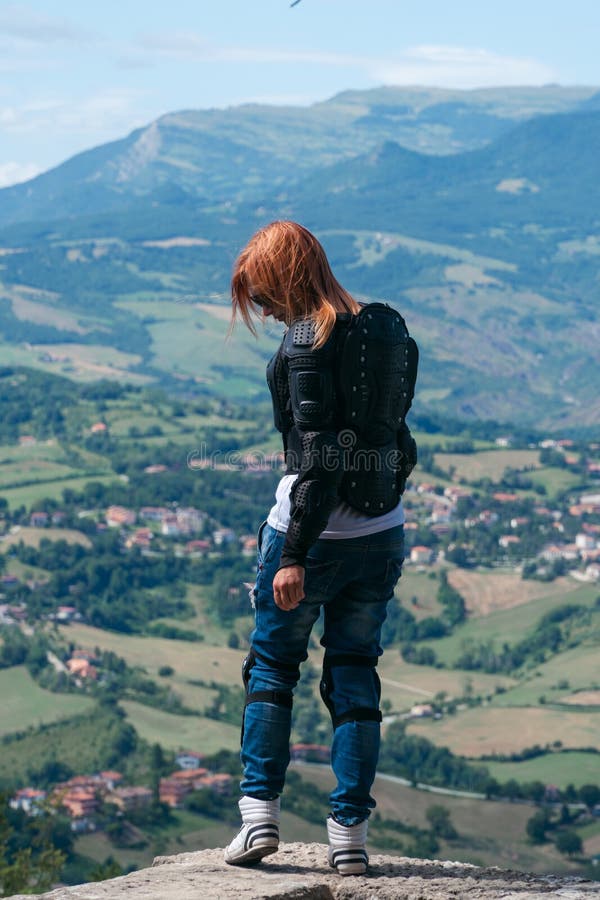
[0,4,95,44]
[134,32,557,89]
[0,161,41,188]
[374,45,556,89]
[1,89,148,138]
[136,32,374,67]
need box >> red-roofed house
[61,788,98,818]
[106,506,136,527]
[109,786,153,812]
[410,546,433,564]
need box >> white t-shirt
[266,473,404,540]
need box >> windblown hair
[230,221,360,348]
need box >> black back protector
[267,302,418,516]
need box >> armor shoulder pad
[282,320,336,429]
[284,318,316,355]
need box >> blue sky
[1,0,599,186]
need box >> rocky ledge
[8,843,600,899]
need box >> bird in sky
[290,0,302,6]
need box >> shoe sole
[224,844,278,867]
[329,849,368,876]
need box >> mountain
[0,85,595,229]
[0,87,598,430]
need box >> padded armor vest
[267,302,418,516]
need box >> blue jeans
[240,521,405,825]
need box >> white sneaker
[327,815,369,876]
[224,796,280,866]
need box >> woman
[225,221,418,875]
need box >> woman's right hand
[273,565,305,611]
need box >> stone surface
[7,843,600,899]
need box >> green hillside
[0,87,599,429]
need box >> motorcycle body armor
[267,302,418,519]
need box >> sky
[1,0,599,187]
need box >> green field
[423,583,600,668]
[378,655,515,712]
[396,569,445,621]
[116,298,282,398]
[484,752,600,789]
[59,623,244,687]
[120,701,239,754]
[433,448,541,481]
[0,341,150,385]
[408,705,600,756]
[0,459,82,489]
[491,644,600,707]
[0,474,120,510]
[526,466,585,497]
[0,667,93,737]
[0,526,92,552]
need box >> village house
[66,658,98,681]
[140,506,170,522]
[184,539,211,555]
[3,603,26,621]
[444,486,472,502]
[159,778,192,808]
[585,563,600,581]
[492,492,520,504]
[213,528,236,546]
[0,574,20,588]
[105,505,136,527]
[10,787,47,816]
[175,507,206,534]
[510,517,529,528]
[18,435,37,446]
[60,787,98,819]
[410,545,433,565]
[98,771,124,792]
[125,528,153,549]
[143,464,168,474]
[290,743,330,763]
[171,768,210,788]
[29,511,48,527]
[197,773,234,795]
[108,786,153,812]
[431,505,453,525]
[410,704,434,718]
[175,751,206,770]
[54,605,81,623]
[161,514,180,536]
[241,536,258,556]
[90,422,107,433]
[499,535,521,549]
[159,766,232,806]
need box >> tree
[555,830,583,857]
[0,795,65,895]
[578,784,600,811]
[90,856,123,881]
[425,805,458,839]
[526,810,549,844]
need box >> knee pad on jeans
[240,648,295,744]
[320,654,382,729]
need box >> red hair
[230,221,360,348]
